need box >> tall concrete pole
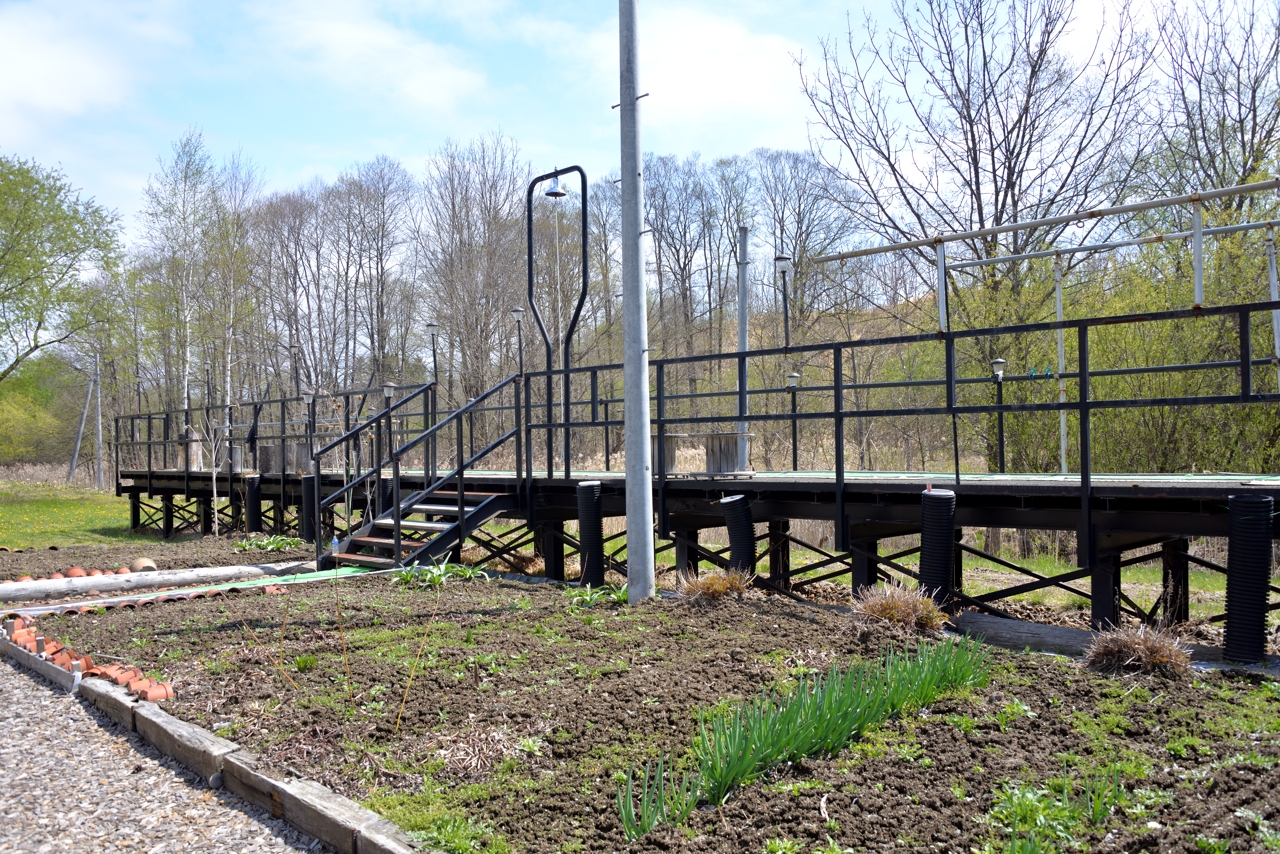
[94,355,104,490]
[736,226,749,472]
[619,0,655,603]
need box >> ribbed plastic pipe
[919,489,957,604]
[1225,493,1273,664]
[577,481,605,587]
[245,475,263,533]
[300,474,317,544]
[721,495,756,575]
[377,477,394,518]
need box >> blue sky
[0,0,865,232]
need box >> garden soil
[32,575,1280,853]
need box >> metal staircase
[311,375,523,570]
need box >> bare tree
[1153,0,1280,203]
[801,0,1153,329]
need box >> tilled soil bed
[0,536,313,581]
[35,574,1280,853]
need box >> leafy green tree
[0,155,119,384]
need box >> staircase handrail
[381,374,520,565]
[391,375,518,461]
[314,381,436,458]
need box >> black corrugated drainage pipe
[919,488,956,605]
[377,476,394,518]
[721,495,756,575]
[577,481,605,587]
[1225,493,1273,664]
[245,475,263,534]
[300,474,317,544]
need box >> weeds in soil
[812,838,856,854]
[994,698,1037,732]
[762,839,803,854]
[616,753,698,841]
[234,534,306,553]
[565,584,627,609]
[293,654,317,673]
[676,570,752,599]
[978,764,1127,853]
[1083,624,1191,677]
[394,561,491,589]
[616,638,990,840]
[849,582,946,633]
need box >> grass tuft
[850,582,947,633]
[676,569,752,600]
[1083,624,1191,677]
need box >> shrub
[677,570,752,600]
[850,582,947,633]
[1083,624,1191,677]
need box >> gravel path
[0,660,328,853]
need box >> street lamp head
[991,358,1007,380]
[424,320,438,334]
[786,372,801,389]
[545,175,567,199]
[301,390,314,405]
[382,382,396,400]
[510,306,525,323]
[774,255,793,275]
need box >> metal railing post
[1241,310,1253,401]
[834,345,846,552]
[1055,252,1068,473]
[1193,197,1204,306]
[392,454,402,566]
[1268,225,1280,391]
[456,416,466,561]
[656,363,668,537]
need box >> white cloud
[0,2,144,142]
[251,0,488,115]
[584,4,813,157]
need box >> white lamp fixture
[786,372,801,389]
[991,358,1007,381]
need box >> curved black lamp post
[526,166,589,479]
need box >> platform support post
[768,520,791,589]
[538,522,565,581]
[161,495,175,539]
[129,494,141,532]
[1091,551,1120,630]
[199,497,213,536]
[850,536,878,593]
[230,484,243,533]
[674,530,699,578]
[245,475,263,534]
[1160,538,1190,627]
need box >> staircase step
[349,536,424,551]
[409,503,465,516]
[373,519,453,533]
[332,553,398,568]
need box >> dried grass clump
[677,570,752,600]
[850,583,947,633]
[1083,624,1191,677]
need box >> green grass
[0,481,154,548]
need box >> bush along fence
[616,637,992,840]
